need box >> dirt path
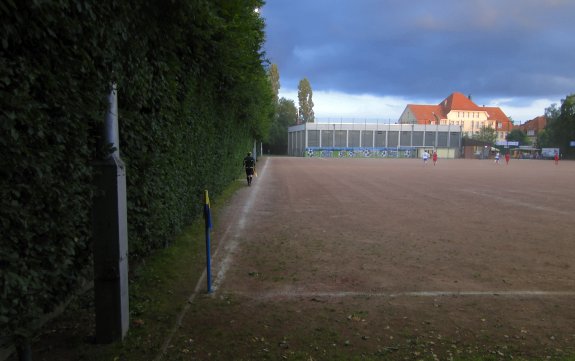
[164,157,575,360]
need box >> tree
[267,97,298,154]
[506,129,528,145]
[544,94,575,157]
[297,78,314,123]
[545,103,560,123]
[536,128,552,148]
[473,126,497,144]
[556,94,575,157]
[268,63,280,103]
[544,103,560,139]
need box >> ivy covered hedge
[0,0,273,339]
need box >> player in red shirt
[554,151,559,165]
[505,152,510,165]
[432,151,438,166]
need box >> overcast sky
[261,0,575,123]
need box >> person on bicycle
[243,152,256,186]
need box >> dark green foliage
[266,97,298,154]
[1,0,273,339]
[544,94,575,158]
[536,128,552,148]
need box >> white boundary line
[154,158,269,361]
[233,290,575,299]
[153,270,207,361]
[460,189,572,216]
[211,158,268,292]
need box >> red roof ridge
[440,92,481,111]
[407,104,446,122]
[479,106,510,121]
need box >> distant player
[505,152,510,165]
[494,152,500,165]
[432,151,438,166]
[243,152,256,186]
[554,151,559,165]
[422,150,430,165]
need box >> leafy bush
[0,0,272,339]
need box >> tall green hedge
[0,0,273,339]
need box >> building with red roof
[517,115,546,145]
[398,92,513,142]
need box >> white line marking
[153,263,207,361]
[211,158,269,292]
[154,159,270,361]
[460,189,571,216]
[234,290,575,299]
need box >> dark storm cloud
[262,0,575,100]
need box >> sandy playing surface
[171,157,575,360]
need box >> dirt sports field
[165,157,575,360]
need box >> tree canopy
[542,95,575,157]
[473,126,497,144]
[267,97,297,154]
[268,63,280,103]
[297,78,314,123]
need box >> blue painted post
[203,190,212,293]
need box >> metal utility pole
[92,84,129,343]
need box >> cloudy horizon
[278,90,560,124]
[262,0,574,123]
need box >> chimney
[468,94,472,100]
